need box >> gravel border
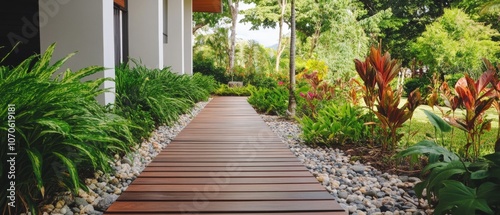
[37,99,211,215]
[262,115,432,215]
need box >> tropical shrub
[247,86,288,116]
[193,54,229,84]
[399,141,500,215]
[0,44,134,214]
[404,76,431,97]
[296,71,336,118]
[411,8,500,76]
[214,84,254,96]
[115,63,215,139]
[299,103,371,146]
[433,70,496,160]
[354,45,422,152]
[191,73,218,95]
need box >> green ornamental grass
[0,44,134,214]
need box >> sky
[236,3,290,47]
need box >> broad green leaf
[477,182,500,205]
[435,181,493,215]
[427,161,468,193]
[470,170,489,180]
[484,152,500,165]
[422,109,451,133]
[397,140,459,162]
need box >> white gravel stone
[261,115,428,215]
[42,100,210,215]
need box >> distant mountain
[267,43,279,50]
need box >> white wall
[184,0,193,75]
[128,0,163,69]
[39,0,115,105]
[164,0,184,74]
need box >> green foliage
[296,71,336,117]
[299,103,371,146]
[398,141,500,215]
[411,8,500,76]
[193,54,230,84]
[247,87,288,116]
[115,63,215,139]
[403,77,431,97]
[0,44,134,214]
[214,84,254,96]
[359,0,454,64]
[423,110,452,147]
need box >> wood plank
[146,162,302,167]
[105,97,346,214]
[142,166,307,172]
[106,212,345,215]
[151,157,300,162]
[106,200,344,213]
[125,184,328,192]
[132,177,319,185]
[138,171,314,178]
[116,191,335,201]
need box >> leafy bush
[404,77,431,97]
[0,44,134,214]
[247,87,288,116]
[354,46,422,152]
[399,141,500,215]
[193,58,229,84]
[115,63,215,139]
[246,75,277,89]
[296,71,336,118]
[299,103,371,146]
[192,73,218,94]
[214,84,254,96]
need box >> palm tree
[287,0,296,117]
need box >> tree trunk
[307,20,322,59]
[275,0,287,73]
[192,23,206,34]
[288,0,296,118]
[228,0,239,81]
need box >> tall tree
[358,0,456,64]
[288,0,296,117]
[276,0,287,72]
[228,0,239,78]
[241,0,288,72]
[411,8,500,76]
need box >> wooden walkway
[105,97,346,215]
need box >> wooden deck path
[105,96,346,215]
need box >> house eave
[193,0,222,13]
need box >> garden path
[105,96,346,214]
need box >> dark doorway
[0,0,40,67]
[114,0,129,67]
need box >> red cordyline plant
[445,69,496,160]
[354,46,421,153]
[299,71,335,117]
[483,59,500,153]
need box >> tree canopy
[411,8,500,76]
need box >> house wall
[39,0,115,105]
[163,0,185,74]
[128,0,163,69]
[184,0,193,75]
